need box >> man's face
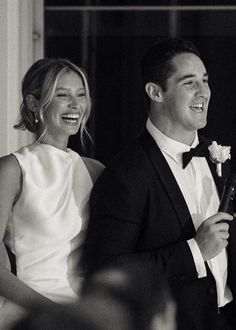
[161,53,211,141]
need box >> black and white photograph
[1,1,236,329]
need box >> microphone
[218,173,236,213]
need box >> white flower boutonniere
[208,141,231,177]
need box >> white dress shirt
[146,118,232,307]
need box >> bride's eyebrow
[55,87,68,91]
[55,87,85,92]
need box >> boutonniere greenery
[208,141,231,177]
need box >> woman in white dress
[0,58,104,327]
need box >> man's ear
[145,82,163,102]
[26,94,39,113]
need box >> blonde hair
[14,58,92,148]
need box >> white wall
[0,0,44,156]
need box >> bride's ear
[145,82,164,103]
[25,94,39,113]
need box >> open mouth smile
[61,113,80,124]
[189,103,204,112]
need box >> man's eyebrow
[177,72,209,83]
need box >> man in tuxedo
[83,37,236,330]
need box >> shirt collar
[146,117,199,166]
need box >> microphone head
[230,173,236,180]
[219,172,236,213]
[227,173,236,185]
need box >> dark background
[45,1,236,169]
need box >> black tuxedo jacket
[83,130,236,330]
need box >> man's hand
[195,212,233,261]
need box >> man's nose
[196,82,210,98]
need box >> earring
[34,113,39,123]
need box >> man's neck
[148,114,196,146]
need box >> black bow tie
[182,142,209,169]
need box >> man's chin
[196,119,207,130]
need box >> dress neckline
[34,141,72,154]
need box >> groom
[83,37,236,329]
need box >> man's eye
[184,81,193,86]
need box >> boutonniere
[208,141,231,177]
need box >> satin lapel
[198,135,226,197]
[205,152,232,257]
[205,156,225,198]
[139,131,195,237]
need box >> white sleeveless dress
[4,142,93,304]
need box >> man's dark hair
[141,37,201,92]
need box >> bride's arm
[0,155,55,312]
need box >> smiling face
[158,52,211,144]
[43,70,87,148]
